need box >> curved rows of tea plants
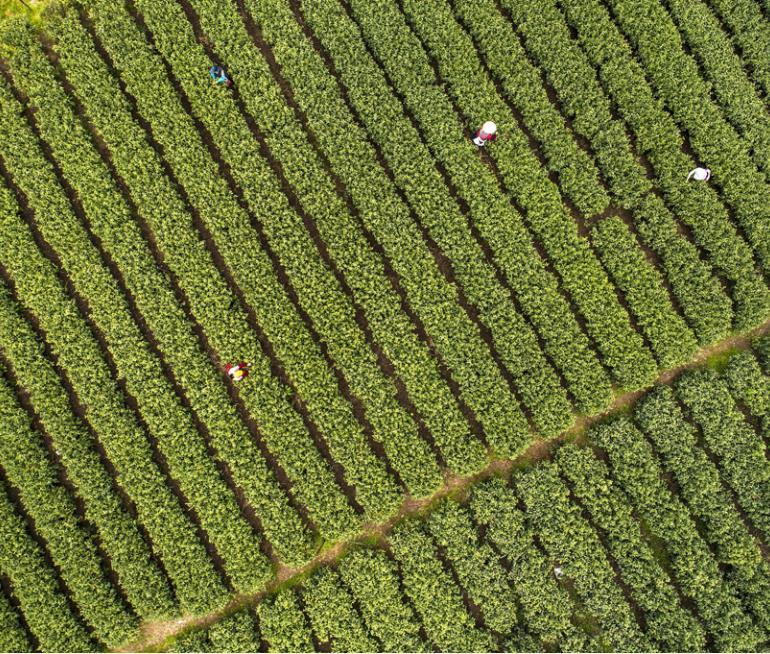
[0,61,264,599]
[160,340,770,652]
[289,0,613,416]
[593,419,763,651]
[276,0,574,438]
[52,0,389,548]
[557,0,770,331]
[387,0,659,392]
[185,0,549,446]
[1,0,770,649]
[2,17,317,569]
[590,216,697,369]
[490,0,649,211]
[111,0,528,465]
[179,0,537,453]
[426,500,518,637]
[0,280,177,622]
[49,3,419,521]
[677,369,770,544]
[37,9,356,550]
[0,203,227,616]
[116,0,493,475]
[489,0,736,344]
[0,368,138,647]
[37,7,408,531]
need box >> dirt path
[117,316,770,652]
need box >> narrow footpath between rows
[118,316,770,653]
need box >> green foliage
[154,0,488,480]
[73,0,397,532]
[0,280,176,621]
[0,26,261,601]
[559,0,770,330]
[753,333,770,376]
[245,0,569,441]
[161,366,770,651]
[0,372,139,646]
[389,519,495,651]
[0,172,225,613]
[157,0,443,502]
[591,216,697,368]
[452,0,610,217]
[723,349,770,420]
[604,0,770,278]
[52,3,321,561]
[636,386,770,632]
[632,195,733,345]
[398,0,659,392]
[663,0,770,177]
[337,549,425,652]
[166,628,211,653]
[556,444,706,650]
[676,370,770,544]
[222,0,537,454]
[0,478,96,651]
[516,462,649,651]
[704,0,770,100]
[298,0,613,417]
[591,418,764,650]
[498,0,649,210]
[257,589,315,653]
[494,0,736,346]
[426,499,517,636]
[0,584,32,652]
[302,566,378,651]
[2,0,770,648]
[5,15,275,593]
[206,610,261,653]
[470,478,592,651]
[0,0,53,23]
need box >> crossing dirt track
[1,0,770,650]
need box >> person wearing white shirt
[687,166,711,181]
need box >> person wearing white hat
[687,166,711,181]
[473,121,498,147]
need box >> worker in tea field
[473,121,498,147]
[687,166,711,182]
[209,65,232,88]
[226,361,252,382]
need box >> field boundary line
[116,314,770,652]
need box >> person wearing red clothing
[473,121,498,147]
[225,361,252,382]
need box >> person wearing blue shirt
[209,65,231,87]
